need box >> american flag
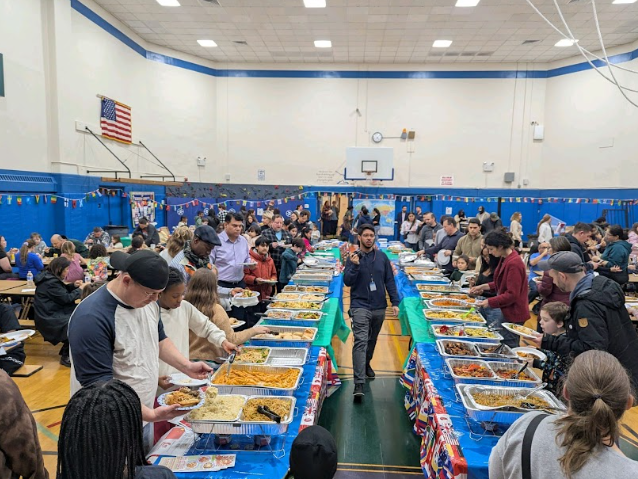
[100,97,132,144]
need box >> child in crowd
[80,281,104,301]
[311,224,321,245]
[339,220,354,243]
[61,241,86,283]
[15,239,44,280]
[110,234,123,249]
[195,210,204,226]
[127,235,145,255]
[279,238,305,287]
[244,237,277,308]
[450,255,470,282]
[289,225,298,239]
[301,227,315,254]
[86,244,110,282]
[177,216,188,228]
[531,301,570,396]
[30,232,47,256]
[243,224,261,248]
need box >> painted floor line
[36,421,59,442]
[31,404,67,414]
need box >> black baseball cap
[538,251,584,274]
[194,225,221,246]
[290,426,337,479]
[110,250,169,290]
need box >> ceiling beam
[101,177,184,187]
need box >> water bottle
[26,271,34,287]
[84,272,91,284]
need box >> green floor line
[36,421,59,442]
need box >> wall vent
[0,174,57,193]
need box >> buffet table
[152,346,331,479]
[401,343,497,479]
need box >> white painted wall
[0,0,636,189]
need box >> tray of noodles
[456,384,565,425]
[187,389,296,435]
[266,301,323,310]
[210,364,303,396]
[423,309,485,324]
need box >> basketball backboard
[345,147,394,181]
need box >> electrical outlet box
[196,157,206,167]
[504,172,515,183]
[225,174,231,182]
[483,162,495,172]
[407,130,416,140]
[533,125,545,140]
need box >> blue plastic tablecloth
[394,266,420,302]
[329,273,344,312]
[165,346,321,479]
[414,343,498,479]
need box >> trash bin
[104,225,129,238]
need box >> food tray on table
[426,298,471,310]
[272,292,326,302]
[283,285,329,293]
[404,267,442,276]
[485,360,542,387]
[457,384,565,426]
[188,395,297,436]
[416,284,461,293]
[475,343,518,361]
[291,273,333,285]
[423,309,485,324]
[250,325,318,348]
[266,301,323,311]
[263,309,294,320]
[263,310,324,327]
[431,324,504,342]
[210,364,304,396]
[265,348,309,366]
[234,347,272,365]
[419,292,477,303]
[436,340,517,361]
[409,274,450,283]
[445,358,497,384]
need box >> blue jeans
[528,279,539,303]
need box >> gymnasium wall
[1,0,637,191]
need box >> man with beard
[170,225,221,283]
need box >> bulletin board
[131,191,156,226]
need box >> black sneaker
[353,384,364,402]
[366,365,375,379]
[60,356,71,368]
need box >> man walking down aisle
[344,224,400,403]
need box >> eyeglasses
[133,280,162,298]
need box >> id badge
[370,281,377,292]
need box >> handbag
[522,414,549,479]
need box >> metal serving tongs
[257,405,282,423]
[225,352,237,380]
[511,361,529,379]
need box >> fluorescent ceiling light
[613,0,637,4]
[432,40,453,48]
[555,39,577,47]
[304,0,326,7]
[314,40,332,48]
[197,39,218,47]
[455,0,480,6]
[156,0,180,6]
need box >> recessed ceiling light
[197,39,217,47]
[455,0,480,6]
[156,0,180,6]
[613,0,637,4]
[314,40,332,48]
[555,39,577,47]
[304,0,326,7]
[432,40,453,48]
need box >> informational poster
[353,199,395,236]
[257,169,266,181]
[440,175,454,186]
[131,191,156,226]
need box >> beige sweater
[189,303,258,361]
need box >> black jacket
[481,218,503,234]
[344,249,399,310]
[542,275,638,388]
[565,233,587,261]
[34,271,82,345]
[132,223,160,247]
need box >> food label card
[158,455,236,473]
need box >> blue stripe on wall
[70,0,638,81]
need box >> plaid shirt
[217,209,228,223]
[261,228,292,272]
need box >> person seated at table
[449,255,470,283]
[110,234,124,249]
[157,268,236,391]
[15,238,44,280]
[288,425,338,479]
[0,234,18,279]
[34,257,87,367]
[244,237,277,309]
[301,227,315,254]
[0,303,26,376]
[30,232,48,256]
[86,244,110,282]
[488,350,638,479]
[47,234,89,258]
[132,217,160,247]
[0,370,49,479]
[127,235,146,255]
[84,226,111,248]
[57,379,176,479]
[279,238,305,289]
[177,216,188,228]
[60,241,86,283]
[80,281,104,301]
[185,268,269,362]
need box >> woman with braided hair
[57,379,176,479]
